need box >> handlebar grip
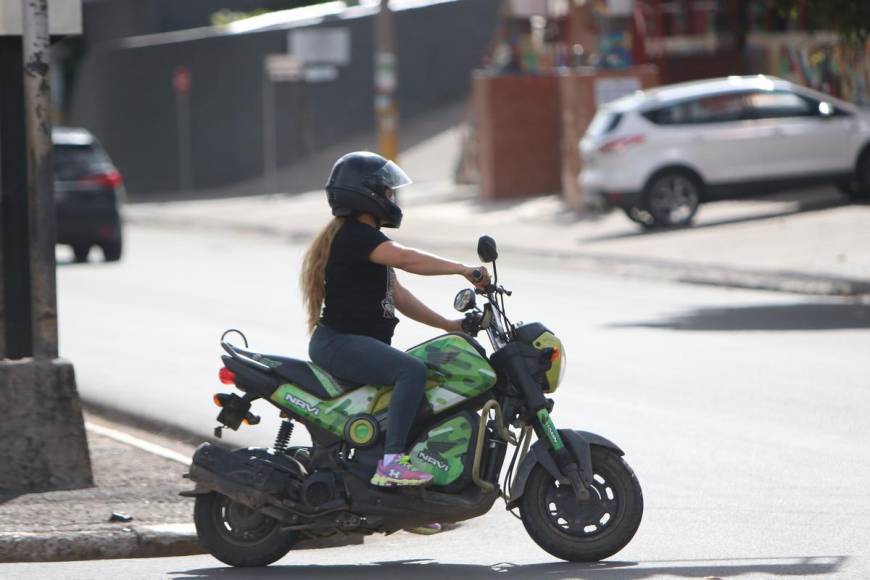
[471,268,483,282]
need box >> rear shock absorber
[273,419,294,453]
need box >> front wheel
[194,492,298,567]
[642,171,701,228]
[520,447,643,562]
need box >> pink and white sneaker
[370,455,433,487]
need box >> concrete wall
[68,0,500,196]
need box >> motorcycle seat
[232,347,363,399]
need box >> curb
[127,212,870,298]
[0,524,365,563]
[0,524,203,563]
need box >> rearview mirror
[477,235,498,263]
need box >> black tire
[847,149,870,202]
[101,239,123,262]
[642,170,701,228]
[72,244,91,263]
[194,492,299,567]
[520,447,643,562]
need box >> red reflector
[81,170,123,189]
[599,134,645,154]
[551,348,560,362]
[219,367,236,385]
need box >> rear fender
[505,429,623,510]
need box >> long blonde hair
[301,217,345,333]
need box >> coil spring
[273,419,294,453]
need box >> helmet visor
[372,160,412,191]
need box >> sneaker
[370,455,433,487]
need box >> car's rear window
[586,111,623,137]
[745,91,814,119]
[53,144,112,180]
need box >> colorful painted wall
[747,33,870,106]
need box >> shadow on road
[580,189,848,244]
[609,302,870,332]
[171,555,847,579]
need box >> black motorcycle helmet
[325,151,411,228]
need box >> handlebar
[475,284,512,297]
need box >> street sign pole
[173,67,193,192]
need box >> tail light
[598,134,646,154]
[219,367,236,385]
[81,170,123,189]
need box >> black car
[53,127,124,262]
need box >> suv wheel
[72,244,91,263]
[642,171,701,228]
[101,239,123,262]
[847,150,870,202]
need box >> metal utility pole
[22,0,59,358]
[374,0,399,162]
[0,0,92,494]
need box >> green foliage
[775,0,870,46]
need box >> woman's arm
[371,241,489,286]
[391,272,462,332]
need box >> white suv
[580,75,870,228]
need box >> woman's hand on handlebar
[462,265,491,289]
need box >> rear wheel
[194,492,298,567]
[847,150,870,202]
[101,239,123,262]
[642,171,701,228]
[520,447,643,562]
[72,244,91,263]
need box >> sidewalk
[0,411,361,563]
[0,412,201,563]
[126,183,870,297]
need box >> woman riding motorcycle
[301,151,490,489]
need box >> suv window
[745,91,814,119]
[643,92,750,125]
[587,111,623,137]
[53,143,112,181]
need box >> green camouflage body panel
[271,383,381,436]
[409,414,475,486]
[410,335,496,411]
[270,334,496,438]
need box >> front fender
[505,429,623,510]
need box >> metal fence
[68,0,499,196]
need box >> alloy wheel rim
[650,175,698,224]
[543,471,620,538]
[213,496,278,545]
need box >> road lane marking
[85,421,192,466]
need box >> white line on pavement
[85,421,192,466]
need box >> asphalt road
[10,222,867,578]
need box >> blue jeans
[309,324,427,454]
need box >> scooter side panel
[270,383,381,436]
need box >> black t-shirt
[321,219,399,344]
